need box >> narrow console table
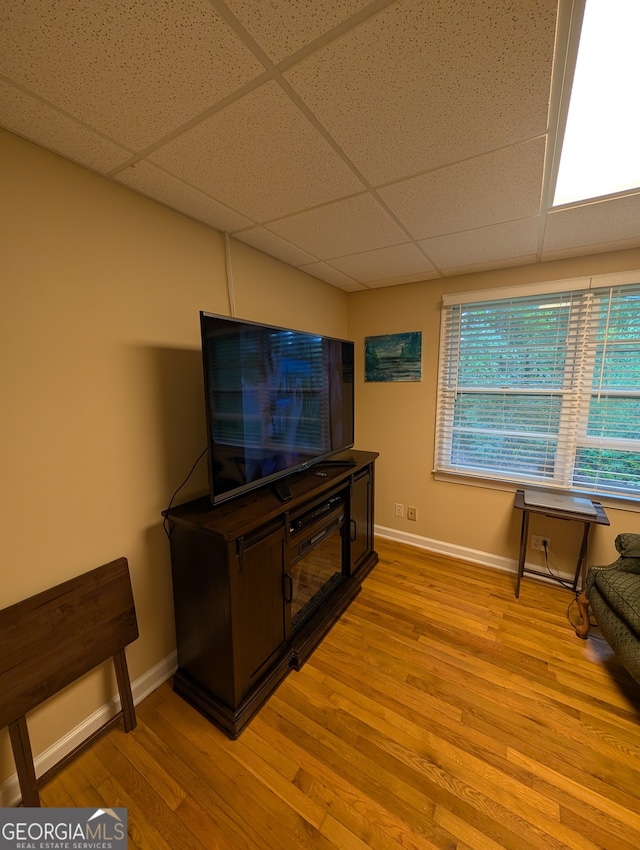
[514,489,609,598]
[164,450,378,739]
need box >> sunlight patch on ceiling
[553,0,640,206]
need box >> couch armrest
[585,535,640,595]
[586,558,622,595]
[615,533,640,559]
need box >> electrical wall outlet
[395,503,404,517]
[532,534,551,551]
[407,506,417,521]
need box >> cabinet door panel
[351,468,372,572]
[234,527,286,699]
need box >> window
[434,272,640,498]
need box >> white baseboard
[0,651,177,808]
[374,524,575,583]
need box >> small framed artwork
[365,332,422,382]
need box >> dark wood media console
[164,450,378,738]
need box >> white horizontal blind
[435,276,640,498]
[572,283,640,494]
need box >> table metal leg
[516,510,529,598]
[573,521,591,592]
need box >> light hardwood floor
[40,538,640,849]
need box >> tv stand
[164,450,378,739]
[317,459,358,467]
[272,476,292,501]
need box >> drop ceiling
[2,0,640,291]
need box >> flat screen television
[200,312,355,505]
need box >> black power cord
[540,540,591,630]
[162,447,208,538]
[543,539,575,592]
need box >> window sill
[432,469,640,514]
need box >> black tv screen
[200,312,355,504]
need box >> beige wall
[0,129,347,786]
[349,249,640,577]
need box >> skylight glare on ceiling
[553,0,640,207]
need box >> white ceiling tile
[0,81,131,172]
[379,138,546,240]
[299,262,363,289]
[149,80,363,221]
[235,227,318,266]
[363,272,440,288]
[115,160,253,231]
[0,0,264,150]
[267,194,407,258]
[336,282,369,292]
[224,0,374,62]
[441,254,538,277]
[421,217,540,270]
[541,241,640,264]
[330,243,436,282]
[543,194,640,255]
[284,0,556,184]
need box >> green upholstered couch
[575,533,640,686]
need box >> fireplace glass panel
[290,510,346,632]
